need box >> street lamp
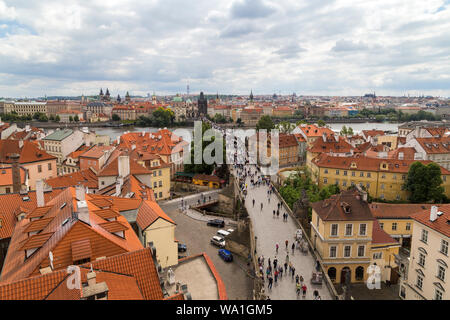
[254,236,257,254]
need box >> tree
[277,121,294,133]
[49,114,55,121]
[404,162,445,203]
[184,122,226,175]
[69,116,73,122]
[375,115,385,122]
[152,107,174,126]
[347,127,354,135]
[55,115,60,122]
[340,125,348,136]
[112,114,121,121]
[236,118,243,127]
[74,115,79,122]
[317,119,326,127]
[256,115,275,131]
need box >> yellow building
[193,174,222,189]
[136,200,178,268]
[310,189,374,284]
[310,154,450,201]
[370,220,401,283]
[400,205,450,300]
[369,203,433,249]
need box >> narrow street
[209,119,332,300]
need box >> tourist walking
[268,276,273,290]
[291,243,295,255]
[302,284,307,298]
[275,243,279,254]
[285,240,288,250]
[284,262,288,273]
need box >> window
[406,223,411,231]
[159,180,162,187]
[48,163,52,170]
[402,175,406,180]
[418,253,426,267]
[357,245,365,257]
[380,223,384,229]
[159,170,162,176]
[416,275,423,290]
[331,224,338,236]
[343,181,347,187]
[154,182,157,188]
[367,172,371,178]
[324,169,328,174]
[329,246,337,258]
[359,224,367,236]
[159,192,162,198]
[344,245,351,257]
[421,229,428,244]
[324,178,328,184]
[343,171,347,176]
[396,194,401,200]
[381,174,386,179]
[441,240,448,255]
[153,171,157,177]
[393,174,397,180]
[360,172,364,177]
[373,252,382,259]
[381,183,385,190]
[5,187,10,194]
[351,171,355,177]
[437,265,446,281]
[400,286,406,299]
[38,165,42,173]
[336,170,340,175]
[380,194,385,199]
[392,223,397,231]
[366,183,370,189]
[435,288,443,300]
[345,224,353,236]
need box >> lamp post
[254,236,257,254]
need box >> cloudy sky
[0,0,449,98]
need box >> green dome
[172,96,183,102]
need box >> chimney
[75,184,85,201]
[322,133,326,142]
[115,176,124,196]
[82,271,109,300]
[118,155,130,178]
[430,206,438,222]
[18,140,24,149]
[36,179,45,207]
[10,153,21,193]
[25,125,30,132]
[76,200,90,225]
[87,270,97,287]
[131,144,136,151]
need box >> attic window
[22,196,30,201]
[341,202,351,214]
[1,170,5,174]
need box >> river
[90,121,401,142]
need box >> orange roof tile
[371,220,399,245]
[369,203,432,219]
[411,205,450,238]
[416,137,450,154]
[0,140,56,164]
[136,200,175,231]
[98,221,129,233]
[71,239,92,262]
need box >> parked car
[210,235,226,248]
[217,229,231,238]
[226,228,234,233]
[207,219,225,228]
[178,243,187,252]
[218,249,233,262]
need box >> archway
[355,266,364,281]
[341,267,351,284]
[328,267,337,281]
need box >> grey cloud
[230,0,276,19]
[273,43,307,59]
[332,39,369,52]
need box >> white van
[217,229,230,238]
[211,236,226,248]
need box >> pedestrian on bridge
[275,243,279,254]
[273,257,278,270]
[273,210,275,218]
[268,276,273,290]
[284,262,288,273]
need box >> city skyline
[0,0,449,97]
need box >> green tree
[317,119,326,127]
[184,122,226,175]
[112,114,121,121]
[152,107,174,126]
[55,115,60,122]
[375,115,385,122]
[74,115,79,122]
[236,118,243,127]
[69,116,73,122]
[347,127,354,135]
[256,115,275,131]
[404,162,445,203]
[49,114,55,121]
[340,125,348,136]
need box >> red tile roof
[311,190,374,222]
[371,220,399,245]
[369,203,432,219]
[0,140,56,164]
[308,136,354,153]
[312,153,450,174]
[98,155,151,177]
[136,200,175,231]
[411,205,450,238]
[299,124,334,137]
[45,168,98,189]
[362,130,385,139]
[415,137,450,154]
